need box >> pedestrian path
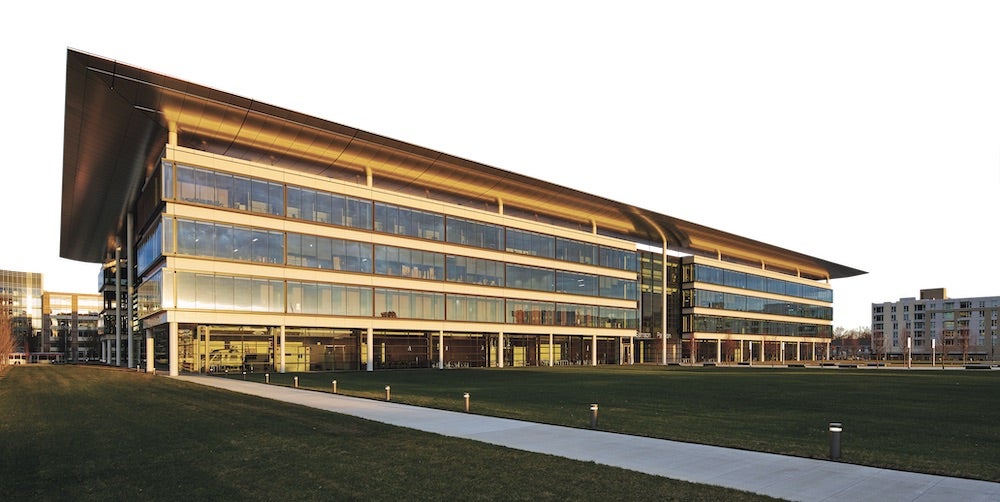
[174,375,1000,502]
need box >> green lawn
[0,365,774,501]
[250,365,1000,482]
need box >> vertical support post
[438,330,444,370]
[279,325,286,373]
[145,328,154,373]
[332,380,337,393]
[385,385,391,401]
[464,392,470,412]
[716,339,722,363]
[591,334,597,366]
[293,376,299,388]
[780,341,785,364]
[114,246,121,366]
[907,336,912,369]
[168,322,179,377]
[630,335,635,365]
[498,332,505,368]
[549,333,554,367]
[127,212,135,370]
[366,327,374,372]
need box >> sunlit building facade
[42,292,102,362]
[872,288,1000,361]
[0,269,43,354]
[61,50,864,376]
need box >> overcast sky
[2,1,998,329]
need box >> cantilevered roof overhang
[61,49,865,280]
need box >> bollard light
[829,422,843,460]
[464,392,470,413]
[385,385,391,401]
[590,403,599,428]
[293,376,299,388]
[332,380,337,394]
[265,373,270,384]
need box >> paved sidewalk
[174,375,1000,502]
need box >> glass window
[555,303,598,327]
[556,237,597,265]
[555,271,598,296]
[375,288,444,320]
[446,217,502,250]
[447,294,503,323]
[506,264,554,292]
[600,247,638,272]
[507,299,555,325]
[599,276,637,300]
[446,255,503,286]
[506,228,554,258]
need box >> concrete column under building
[548,333,554,367]
[630,335,635,364]
[780,341,785,363]
[366,328,374,372]
[438,330,444,370]
[280,326,286,373]
[127,212,135,369]
[591,334,597,366]
[812,343,816,361]
[716,339,722,363]
[760,341,765,362]
[168,322,179,377]
[114,246,121,366]
[498,332,505,368]
[796,342,801,361]
[145,329,154,372]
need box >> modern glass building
[0,269,43,354]
[60,50,865,376]
[42,292,102,362]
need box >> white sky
[2,1,998,330]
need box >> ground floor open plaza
[96,324,833,375]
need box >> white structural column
[366,327,374,371]
[780,341,785,363]
[630,335,635,364]
[748,341,753,364]
[438,331,444,370]
[548,333,554,367]
[279,326,286,373]
[826,341,831,360]
[114,246,121,366]
[498,332,504,368]
[662,336,667,365]
[591,334,597,366]
[796,342,801,361]
[760,341,765,362]
[168,322,179,376]
[145,329,154,372]
[716,339,722,363]
[127,212,135,369]
[812,343,816,361]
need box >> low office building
[60,50,865,376]
[872,288,1000,361]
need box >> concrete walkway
[174,375,1000,502]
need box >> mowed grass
[0,366,774,501]
[254,365,1000,482]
